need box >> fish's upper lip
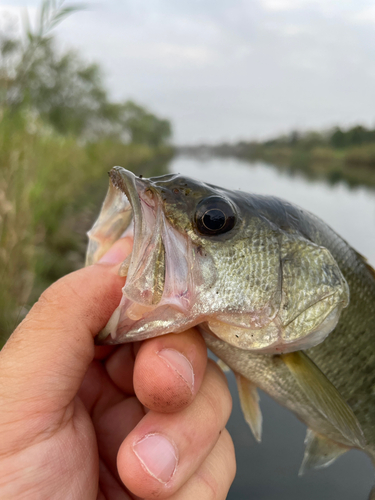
[109,167,144,257]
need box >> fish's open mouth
[87,167,349,353]
[87,167,207,344]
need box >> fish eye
[195,196,236,236]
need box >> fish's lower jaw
[96,295,199,344]
[207,319,282,353]
[206,304,344,354]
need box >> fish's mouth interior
[94,167,205,343]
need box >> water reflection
[168,155,375,500]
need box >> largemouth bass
[86,167,375,497]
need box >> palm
[1,351,138,499]
[68,348,143,499]
[77,350,143,499]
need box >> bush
[0,1,174,345]
[0,106,171,345]
[344,145,375,168]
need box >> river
[168,155,375,500]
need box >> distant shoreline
[176,130,375,189]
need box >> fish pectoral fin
[217,359,230,373]
[281,351,366,449]
[235,373,262,443]
[299,428,349,475]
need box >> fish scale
[210,233,280,315]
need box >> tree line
[261,126,375,150]
[0,0,172,147]
[0,1,173,342]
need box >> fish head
[86,167,349,354]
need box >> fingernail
[98,238,132,264]
[133,433,178,483]
[158,349,194,393]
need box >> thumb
[0,238,131,421]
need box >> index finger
[0,238,132,420]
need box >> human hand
[0,238,236,499]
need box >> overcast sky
[3,0,375,144]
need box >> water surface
[168,155,375,500]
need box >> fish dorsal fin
[235,373,262,443]
[299,429,349,475]
[217,359,230,373]
[281,351,366,449]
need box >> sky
[2,0,375,144]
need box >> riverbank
[0,109,172,343]
[178,131,375,189]
[233,143,375,188]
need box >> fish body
[86,167,375,483]
[203,201,375,460]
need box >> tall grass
[0,107,171,344]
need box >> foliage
[120,101,172,147]
[0,0,172,146]
[330,126,375,149]
[0,105,171,343]
[0,1,173,344]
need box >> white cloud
[353,6,375,24]
[260,0,370,15]
[118,42,216,67]
[260,0,299,11]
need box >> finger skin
[0,238,132,450]
[117,360,232,499]
[105,344,137,395]
[133,328,207,413]
[1,267,123,405]
[167,429,236,500]
[77,328,209,483]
